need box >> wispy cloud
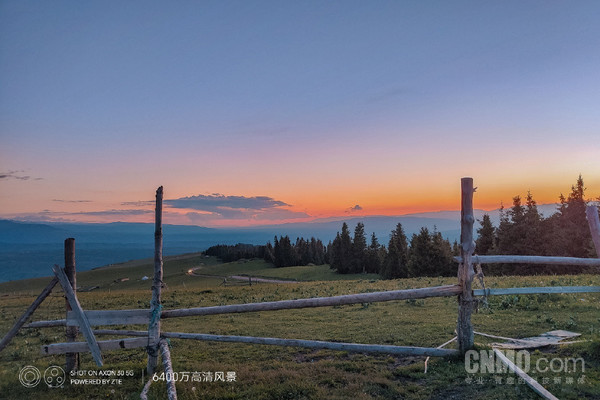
[165,193,308,222]
[121,200,154,207]
[53,199,93,203]
[347,204,363,213]
[73,209,152,217]
[5,193,310,226]
[0,170,43,181]
[165,194,290,211]
[8,209,152,223]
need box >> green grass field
[0,255,599,399]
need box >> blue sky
[1,1,599,226]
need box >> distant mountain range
[0,204,562,283]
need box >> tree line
[205,176,598,278]
[264,236,327,267]
[327,222,458,278]
[205,225,457,279]
[475,175,599,275]
[204,243,266,262]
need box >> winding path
[187,267,298,284]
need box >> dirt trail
[188,267,298,284]
[227,275,298,284]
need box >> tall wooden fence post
[586,205,600,256]
[457,177,476,354]
[65,238,79,372]
[147,186,164,374]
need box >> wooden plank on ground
[41,337,148,355]
[493,348,558,400]
[0,277,58,353]
[53,264,104,366]
[67,309,150,326]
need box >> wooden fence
[1,179,600,400]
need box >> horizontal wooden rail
[29,284,600,329]
[67,309,150,326]
[161,284,462,318]
[454,255,600,266]
[41,337,148,355]
[474,286,600,296]
[90,329,458,357]
[26,319,66,328]
[29,285,462,328]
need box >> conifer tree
[352,222,367,273]
[523,190,543,254]
[430,230,456,276]
[264,242,275,264]
[382,223,409,279]
[328,235,341,270]
[365,232,382,273]
[338,222,353,273]
[475,214,495,255]
[558,175,592,257]
[408,228,435,276]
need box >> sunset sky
[1,1,599,227]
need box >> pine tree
[330,223,353,273]
[382,223,409,278]
[559,175,592,257]
[275,236,296,267]
[390,223,409,271]
[365,232,382,273]
[381,239,402,279]
[408,228,435,276]
[273,236,282,266]
[496,196,527,255]
[352,222,367,273]
[264,242,275,264]
[338,223,353,273]
[430,230,456,276]
[296,237,309,265]
[328,235,341,270]
[475,214,495,255]
[523,191,543,255]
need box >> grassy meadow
[0,254,599,399]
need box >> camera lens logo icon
[44,366,66,388]
[19,366,41,388]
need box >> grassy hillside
[0,255,599,399]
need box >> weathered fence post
[147,186,164,374]
[457,177,475,354]
[160,339,178,399]
[586,205,600,256]
[65,238,79,372]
